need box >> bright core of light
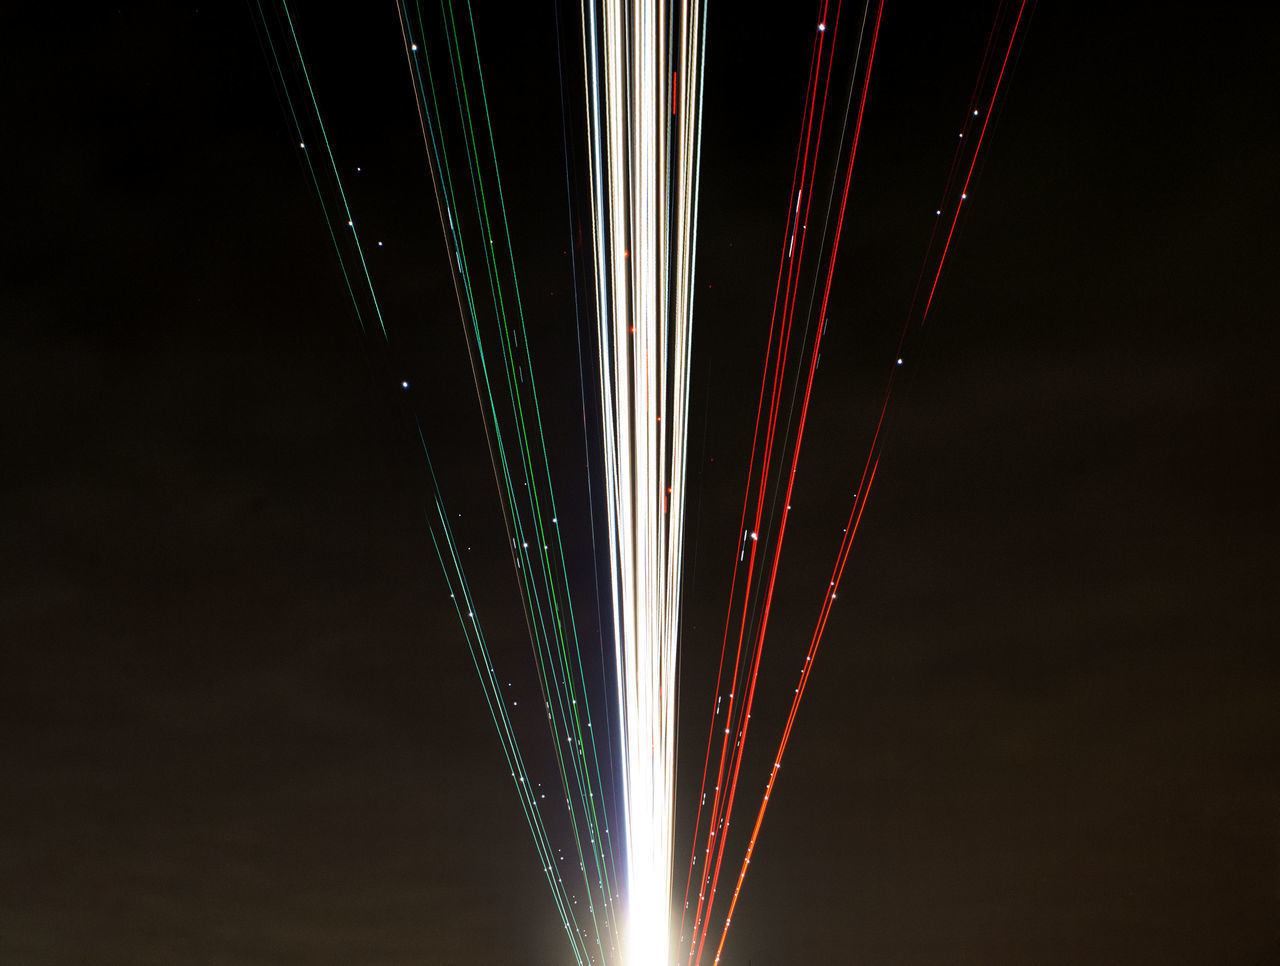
[583,2,707,962]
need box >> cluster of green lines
[253,1,622,962]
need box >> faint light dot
[401,380,409,389]
[961,193,967,200]
[818,22,826,31]
[897,358,904,365]
[299,142,305,149]
[411,43,418,51]
[377,240,384,246]
[973,109,980,116]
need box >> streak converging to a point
[581,1,707,962]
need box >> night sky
[4,2,1277,964]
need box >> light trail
[256,2,1030,961]
[425,439,598,965]
[920,0,1028,326]
[676,6,843,939]
[254,2,629,959]
[704,2,1031,959]
[581,1,707,962]
[682,3,888,960]
[393,6,623,954]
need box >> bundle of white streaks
[581,1,707,962]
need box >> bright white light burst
[581,1,707,962]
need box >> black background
[3,2,1277,963]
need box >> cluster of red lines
[678,1,1029,962]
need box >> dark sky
[3,2,1277,964]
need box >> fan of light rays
[580,1,708,962]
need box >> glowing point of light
[401,380,409,388]
[897,358,904,365]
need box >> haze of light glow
[581,0,706,962]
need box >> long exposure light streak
[391,7,624,956]
[701,2,1030,959]
[254,3,627,959]
[581,0,707,961]
[682,3,887,960]
[256,2,1030,961]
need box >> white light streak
[582,1,707,962]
